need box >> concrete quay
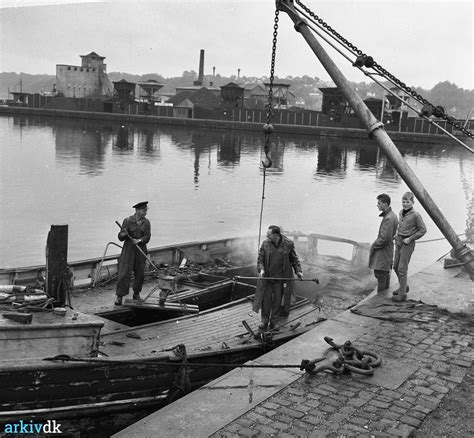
[0,106,454,145]
[114,260,472,438]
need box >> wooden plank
[102,303,258,356]
[100,300,317,359]
[1,387,170,412]
[121,302,249,339]
[0,372,175,405]
[123,299,198,313]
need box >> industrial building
[55,52,114,98]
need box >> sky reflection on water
[0,115,471,271]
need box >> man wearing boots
[369,194,398,293]
[255,225,303,330]
[114,201,151,305]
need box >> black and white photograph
[0,0,472,436]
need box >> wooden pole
[46,225,69,302]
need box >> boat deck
[70,276,216,315]
[99,297,322,360]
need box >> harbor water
[0,114,471,272]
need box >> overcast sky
[1,0,472,90]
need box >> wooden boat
[0,232,369,292]
[0,232,371,435]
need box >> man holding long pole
[255,225,303,330]
[114,202,151,306]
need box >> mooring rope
[418,232,465,244]
[44,355,302,369]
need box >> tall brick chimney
[193,49,205,86]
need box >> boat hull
[0,232,370,436]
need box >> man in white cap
[114,201,151,305]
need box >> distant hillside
[0,73,55,99]
[1,72,472,117]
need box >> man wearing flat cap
[115,202,151,305]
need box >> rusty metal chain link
[295,0,473,139]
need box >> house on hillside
[264,82,295,109]
[243,83,267,108]
[167,87,220,118]
[174,85,221,98]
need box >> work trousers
[374,269,390,293]
[116,243,146,297]
[393,239,415,296]
[281,282,293,314]
[261,281,283,326]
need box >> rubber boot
[393,285,410,296]
[392,293,407,302]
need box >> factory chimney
[193,49,205,86]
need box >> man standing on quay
[255,225,303,330]
[114,201,151,306]
[369,194,398,293]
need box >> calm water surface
[0,115,472,272]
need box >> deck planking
[100,300,319,358]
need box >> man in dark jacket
[255,225,303,330]
[369,194,398,293]
[114,201,151,305]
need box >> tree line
[1,71,472,119]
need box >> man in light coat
[369,194,398,293]
[254,225,303,330]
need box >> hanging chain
[266,8,280,125]
[295,0,473,139]
[258,8,280,255]
[262,7,279,165]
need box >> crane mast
[276,0,473,276]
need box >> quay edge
[0,105,458,145]
[113,260,473,438]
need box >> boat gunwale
[0,232,367,275]
[0,322,314,373]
